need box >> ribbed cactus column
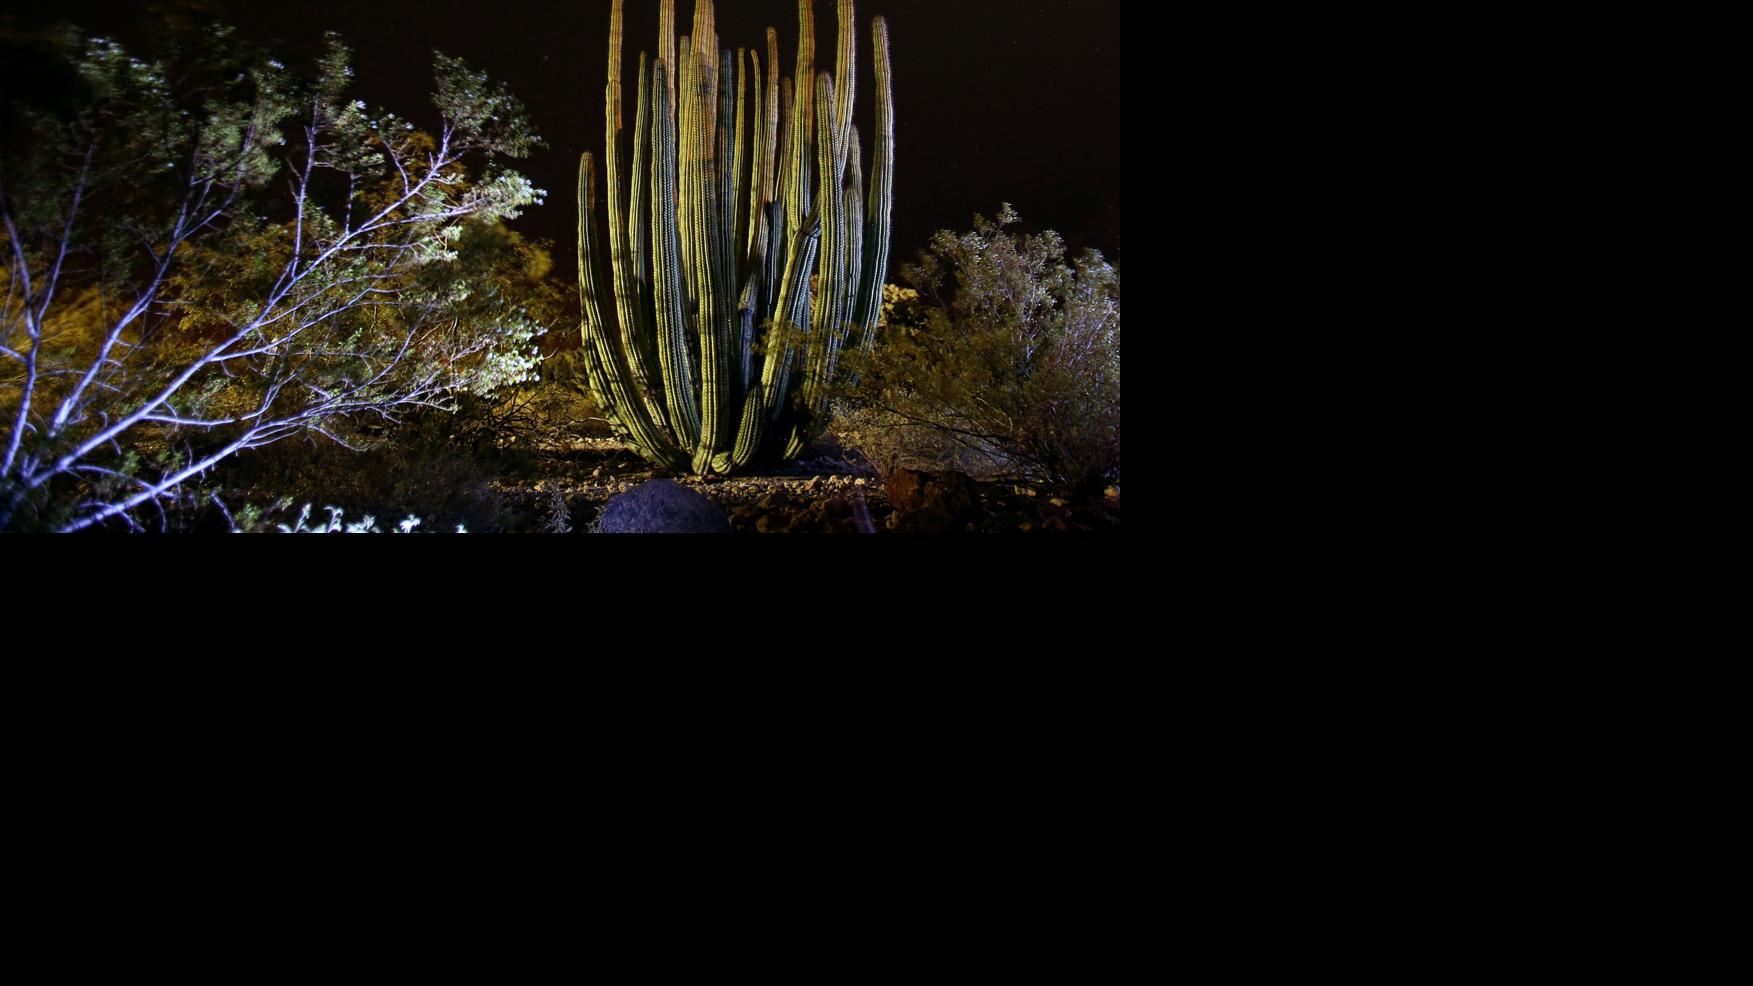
[577,0,893,475]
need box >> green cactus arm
[692,0,718,133]
[676,33,697,315]
[843,127,864,331]
[833,0,857,182]
[632,52,652,318]
[814,70,848,339]
[819,69,851,345]
[764,29,781,201]
[816,134,863,409]
[774,76,794,244]
[761,211,820,424]
[688,57,734,473]
[730,381,767,468]
[717,49,740,335]
[742,47,760,265]
[574,158,631,448]
[786,0,815,237]
[761,198,785,327]
[605,1,666,435]
[659,0,677,123]
[727,251,768,467]
[649,59,700,447]
[579,152,687,470]
[851,15,893,345]
[783,71,844,460]
[737,268,759,391]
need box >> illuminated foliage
[0,26,546,531]
[575,0,895,475]
[835,206,1121,496]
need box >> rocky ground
[486,438,1121,534]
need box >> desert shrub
[209,399,517,531]
[834,205,1120,496]
[485,348,614,452]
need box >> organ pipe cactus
[578,0,894,474]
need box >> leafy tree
[835,206,1120,496]
[0,25,546,531]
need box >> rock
[1049,497,1068,508]
[592,468,603,479]
[886,469,933,511]
[805,475,824,492]
[596,479,731,533]
[884,468,982,531]
[756,514,779,533]
[1105,486,1120,499]
[854,477,867,487]
[890,507,957,533]
[823,496,852,519]
[1019,520,1034,532]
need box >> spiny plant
[577,0,893,474]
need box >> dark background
[0,0,1121,272]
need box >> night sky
[0,0,1121,272]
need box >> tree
[835,205,1121,496]
[0,25,546,531]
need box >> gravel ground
[488,438,1120,534]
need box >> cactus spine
[579,0,893,475]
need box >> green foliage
[210,402,517,532]
[835,206,1121,496]
[0,24,549,531]
[574,0,894,475]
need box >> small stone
[1019,521,1034,532]
[805,476,824,492]
[1016,486,1037,497]
[853,477,867,487]
[592,468,603,479]
[756,514,778,533]
[1105,486,1120,499]
[1049,497,1068,508]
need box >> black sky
[0,0,1120,271]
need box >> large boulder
[596,479,730,533]
[883,468,983,532]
